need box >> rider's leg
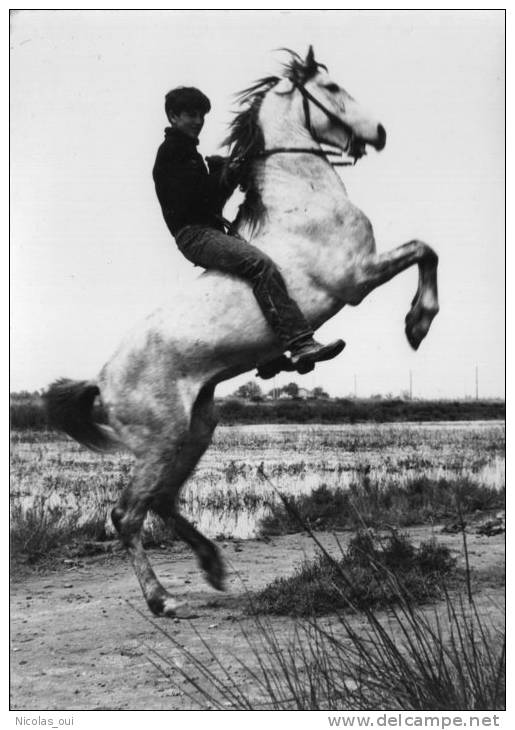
[176,226,344,370]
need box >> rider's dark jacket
[152,127,237,236]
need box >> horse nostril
[377,124,386,150]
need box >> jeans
[176,225,312,349]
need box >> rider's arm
[153,145,236,225]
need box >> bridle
[259,81,362,167]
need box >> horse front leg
[350,239,439,350]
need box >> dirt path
[10,528,505,710]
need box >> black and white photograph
[10,9,505,717]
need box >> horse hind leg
[111,402,203,616]
[151,384,225,592]
[111,458,188,617]
[112,384,223,616]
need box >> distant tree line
[10,391,48,430]
[232,380,329,401]
[217,396,505,425]
[10,389,505,430]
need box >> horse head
[260,46,386,161]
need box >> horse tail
[43,378,121,453]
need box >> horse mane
[224,48,327,234]
[223,76,279,234]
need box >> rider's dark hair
[165,87,211,119]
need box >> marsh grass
[144,526,504,711]
[259,477,504,536]
[9,495,107,559]
[141,469,504,711]
[10,422,505,558]
[9,499,173,562]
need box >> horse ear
[305,45,316,71]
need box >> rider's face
[170,109,205,139]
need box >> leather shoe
[290,338,345,368]
[257,355,296,380]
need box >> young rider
[152,86,345,378]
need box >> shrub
[250,531,457,616]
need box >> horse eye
[324,83,340,93]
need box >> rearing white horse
[45,48,438,617]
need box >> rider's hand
[205,155,227,173]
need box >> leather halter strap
[259,82,356,167]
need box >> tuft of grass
[260,478,504,536]
[250,531,457,616]
[9,496,178,563]
[9,496,108,561]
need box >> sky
[10,9,505,399]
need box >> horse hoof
[405,326,421,351]
[147,592,187,618]
[205,569,226,592]
[203,562,226,592]
[200,548,226,591]
[405,303,438,351]
[163,599,190,618]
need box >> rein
[258,82,358,167]
[260,146,355,167]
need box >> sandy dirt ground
[10,527,505,710]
